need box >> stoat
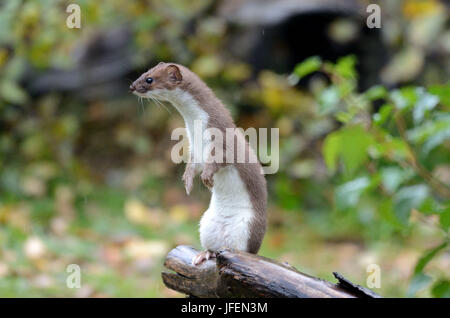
[130,62,267,265]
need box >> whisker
[139,96,145,114]
[153,97,171,114]
[148,95,171,115]
[149,96,160,111]
[160,102,172,115]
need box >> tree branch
[161,245,381,298]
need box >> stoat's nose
[129,84,136,92]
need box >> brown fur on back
[175,65,267,253]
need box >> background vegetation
[0,0,448,297]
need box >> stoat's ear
[149,62,165,72]
[167,64,182,84]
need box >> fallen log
[162,245,381,298]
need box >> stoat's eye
[145,77,153,84]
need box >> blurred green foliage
[294,55,449,297]
[0,0,449,297]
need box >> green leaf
[365,85,388,101]
[391,86,439,122]
[407,116,450,144]
[318,86,340,114]
[293,56,322,79]
[407,114,450,154]
[380,166,414,194]
[335,111,353,123]
[378,199,405,229]
[413,87,439,124]
[414,242,448,275]
[422,129,450,154]
[429,84,450,107]
[419,198,446,215]
[323,132,340,173]
[339,126,375,175]
[335,55,357,79]
[335,176,370,210]
[393,184,429,224]
[390,87,418,110]
[322,125,375,175]
[431,280,450,298]
[440,207,450,230]
[409,243,449,297]
[407,273,432,297]
[374,137,413,161]
[336,79,355,98]
[373,103,393,126]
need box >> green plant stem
[394,112,450,199]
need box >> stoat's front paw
[182,165,195,195]
[201,173,213,189]
[201,166,215,190]
[192,250,216,266]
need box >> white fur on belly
[149,88,254,252]
[199,165,254,252]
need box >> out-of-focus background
[0,0,449,297]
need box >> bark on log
[162,245,381,298]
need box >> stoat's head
[130,62,182,100]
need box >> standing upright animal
[130,62,267,265]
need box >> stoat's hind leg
[192,250,216,266]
